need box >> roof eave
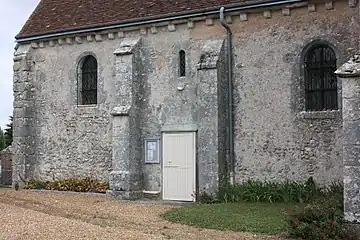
[15,0,303,43]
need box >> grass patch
[162,202,297,235]
[162,179,347,238]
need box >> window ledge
[299,110,341,119]
[76,104,98,108]
[74,104,99,114]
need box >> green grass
[162,202,298,235]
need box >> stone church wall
[12,0,359,192]
[230,1,358,185]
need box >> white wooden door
[162,132,196,201]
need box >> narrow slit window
[179,50,186,77]
[304,45,337,111]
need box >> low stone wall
[0,147,12,185]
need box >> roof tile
[17,0,246,38]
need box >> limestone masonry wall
[12,0,359,191]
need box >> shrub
[23,177,109,193]
[216,178,321,204]
[285,181,357,240]
[286,197,349,240]
[24,179,46,190]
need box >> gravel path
[0,188,287,240]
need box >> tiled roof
[16,0,261,39]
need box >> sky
[0,0,40,129]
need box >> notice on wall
[145,139,160,164]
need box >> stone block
[86,35,93,42]
[344,166,360,223]
[111,106,131,116]
[342,98,360,122]
[335,55,360,78]
[113,120,130,136]
[108,33,115,40]
[308,3,316,12]
[168,24,176,32]
[66,38,73,45]
[109,171,143,192]
[13,62,21,72]
[107,190,143,200]
[342,81,360,100]
[150,26,157,34]
[325,1,333,10]
[140,28,147,35]
[31,42,38,49]
[118,32,124,38]
[239,13,248,21]
[48,40,55,47]
[343,123,360,146]
[75,36,83,44]
[197,52,219,70]
[58,39,64,45]
[343,144,360,166]
[263,10,271,19]
[113,38,141,56]
[109,171,130,191]
[348,0,358,7]
[187,20,194,29]
[345,223,360,238]
[13,107,35,118]
[112,143,130,170]
[282,8,290,16]
[95,34,102,42]
[196,39,224,70]
[205,18,214,26]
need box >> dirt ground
[0,188,287,240]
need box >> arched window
[78,55,98,105]
[304,44,337,111]
[179,50,186,77]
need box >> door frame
[161,131,197,202]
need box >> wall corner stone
[12,44,37,188]
[196,38,226,194]
[335,53,360,232]
[109,37,143,200]
[197,39,224,70]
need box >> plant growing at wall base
[216,178,321,204]
[23,177,109,193]
[285,197,352,240]
[285,181,358,240]
[192,190,219,204]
